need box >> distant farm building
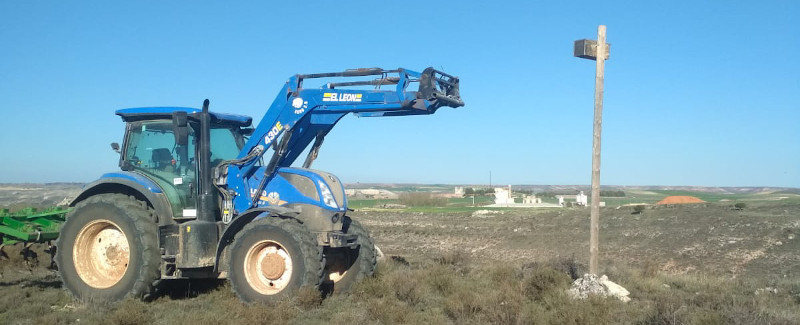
[485,186,556,208]
[557,191,588,207]
[494,186,515,205]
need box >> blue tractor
[55,67,463,302]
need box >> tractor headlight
[318,181,339,209]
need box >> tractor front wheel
[228,217,324,303]
[323,218,377,294]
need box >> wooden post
[589,25,606,275]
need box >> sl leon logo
[322,92,362,102]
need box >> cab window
[124,121,196,179]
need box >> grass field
[1,190,799,324]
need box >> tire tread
[229,217,324,302]
[55,193,161,301]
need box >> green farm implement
[0,207,69,266]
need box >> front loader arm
[225,67,463,211]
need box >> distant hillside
[0,183,83,208]
[344,183,798,195]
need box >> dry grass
[2,201,799,324]
[2,254,799,325]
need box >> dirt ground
[1,201,798,324]
[357,202,800,280]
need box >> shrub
[734,202,747,210]
[550,255,583,280]
[633,205,646,214]
[521,266,571,301]
[434,251,469,267]
[398,192,448,207]
[433,250,471,275]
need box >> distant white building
[557,191,588,207]
[454,186,465,196]
[483,185,559,208]
[494,185,515,205]
[523,195,542,204]
[577,191,588,206]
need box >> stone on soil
[568,273,631,302]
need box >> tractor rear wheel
[55,194,160,301]
[323,217,377,294]
[228,217,324,303]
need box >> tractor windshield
[209,126,246,164]
[123,122,245,175]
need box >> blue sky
[0,1,797,187]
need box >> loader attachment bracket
[417,67,463,108]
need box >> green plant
[734,202,747,210]
[633,205,646,214]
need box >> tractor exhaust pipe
[197,99,217,223]
[176,99,220,269]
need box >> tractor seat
[151,148,174,172]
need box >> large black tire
[228,217,324,303]
[55,193,160,302]
[323,217,377,294]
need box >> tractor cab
[115,107,253,220]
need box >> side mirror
[172,111,189,146]
[111,142,120,153]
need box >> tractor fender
[71,172,174,224]
[213,206,301,273]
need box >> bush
[463,187,494,196]
[734,202,747,210]
[521,266,571,301]
[633,205,646,214]
[398,192,448,207]
[550,255,583,280]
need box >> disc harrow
[0,207,69,267]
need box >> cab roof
[116,107,253,127]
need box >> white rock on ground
[568,274,631,302]
[471,210,494,218]
[375,245,385,261]
[56,197,72,207]
[755,287,778,295]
